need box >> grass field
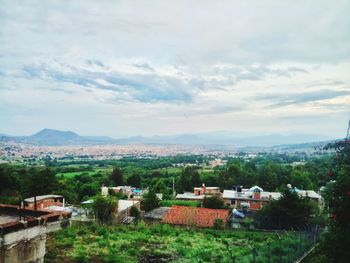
[46,222,311,263]
[56,168,111,179]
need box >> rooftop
[223,189,281,200]
[118,200,139,212]
[176,193,205,200]
[24,195,63,203]
[223,188,321,200]
[194,186,220,190]
[144,207,171,220]
[0,204,71,235]
[162,206,229,228]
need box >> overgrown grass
[46,222,312,263]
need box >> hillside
[0,128,336,148]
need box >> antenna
[347,119,350,140]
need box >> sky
[0,0,349,138]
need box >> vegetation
[256,188,318,230]
[92,195,118,224]
[0,154,333,206]
[202,195,225,209]
[0,152,342,261]
[109,167,124,186]
[305,140,350,263]
[159,200,200,207]
[141,190,160,212]
[46,222,315,263]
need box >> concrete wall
[0,220,69,263]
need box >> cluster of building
[0,182,323,262]
[176,184,322,210]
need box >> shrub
[202,195,225,209]
[142,190,160,212]
[92,195,118,224]
[213,218,224,229]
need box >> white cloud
[0,0,349,137]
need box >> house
[223,186,280,210]
[194,184,221,196]
[162,206,229,228]
[117,200,140,223]
[101,186,146,199]
[24,195,65,210]
[223,185,322,210]
[175,192,205,201]
[176,184,221,201]
[291,188,323,208]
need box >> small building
[24,195,65,210]
[162,206,229,228]
[101,186,145,199]
[176,184,221,202]
[194,184,220,196]
[223,186,280,210]
[0,204,71,263]
[176,192,205,201]
[117,200,140,223]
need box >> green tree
[257,188,317,230]
[142,189,160,212]
[126,173,141,188]
[202,195,225,209]
[92,195,118,224]
[177,166,201,193]
[25,167,58,198]
[290,170,313,190]
[320,139,350,262]
[130,206,140,223]
[109,167,124,186]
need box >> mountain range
[0,128,336,148]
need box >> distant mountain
[30,129,80,144]
[0,129,115,146]
[0,128,336,147]
[238,140,334,153]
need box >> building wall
[223,198,270,210]
[1,229,46,263]
[206,189,221,195]
[0,221,68,263]
[26,198,62,209]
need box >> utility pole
[172,177,175,198]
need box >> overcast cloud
[0,0,349,137]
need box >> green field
[46,223,312,263]
[56,168,112,179]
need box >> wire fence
[243,226,322,263]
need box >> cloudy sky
[1,0,349,138]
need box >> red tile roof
[162,206,229,228]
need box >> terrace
[0,204,71,263]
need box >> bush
[202,195,225,209]
[130,206,140,223]
[92,195,118,224]
[142,190,160,212]
[213,218,224,229]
